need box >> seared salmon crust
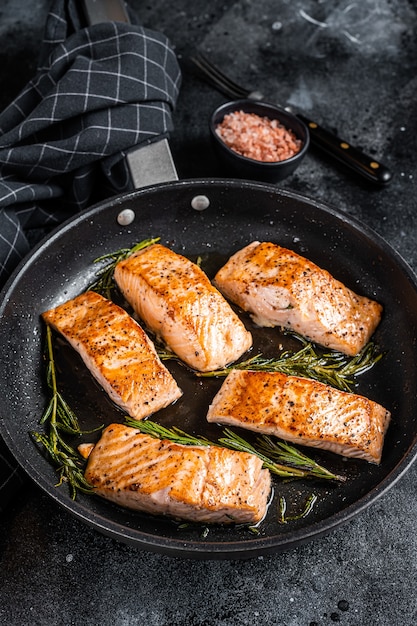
[206,370,391,464]
[114,243,252,372]
[214,241,383,356]
[84,423,271,524]
[42,291,182,420]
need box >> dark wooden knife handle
[297,113,392,186]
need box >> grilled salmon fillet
[206,370,391,464]
[214,241,383,356]
[42,291,182,420]
[84,423,271,524]
[114,243,252,372]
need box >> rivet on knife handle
[297,114,393,186]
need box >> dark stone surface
[1,1,417,625]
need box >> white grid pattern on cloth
[0,209,27,273]
[0,9,181,287]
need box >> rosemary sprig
[156,346,184,363]
[32,326,98,499]
[89,237,160,298]
[218,428,343,481]
[278,493,318,524]
[127,418,212,448]
[197,340,382,392]
[125,419,343,482]
[254,435,344,482]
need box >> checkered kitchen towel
[0,0,181,289]
[0,0,181,510]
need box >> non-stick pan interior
[1,179,417,559]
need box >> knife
[295,111,392,186]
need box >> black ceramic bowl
[210,99,310,183]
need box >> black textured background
[1,1,417,625]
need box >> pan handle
[296,113,392,186]
[81,0,131,24]
[81,0,179,188]
[126,139,178,188]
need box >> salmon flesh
[114,243,253,372]
[84,423,271,524]
[214,241,383,356]
[42,291,182,420]
[206,370,391,464]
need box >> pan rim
[2,177,417,559]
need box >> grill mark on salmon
[84,423,271,524]
[114,243,252,372]
[206,370,391,464]
[214,241,383,356]
[42,291,182,420]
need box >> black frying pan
[1,178,417,559]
